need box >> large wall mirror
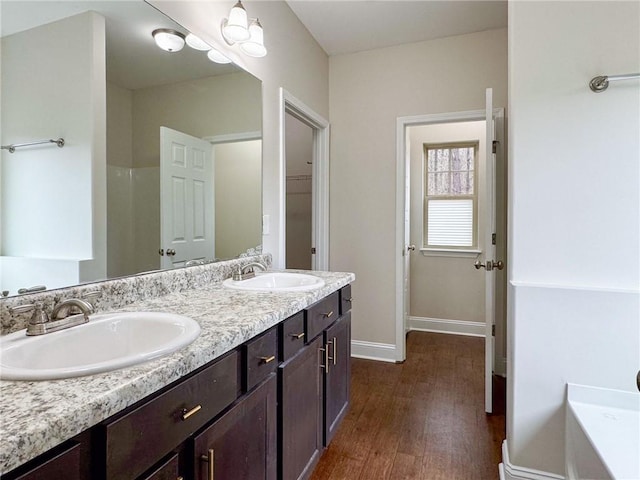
[0,1,263,297]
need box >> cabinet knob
[290,332,305,339]
[259,355,276,364]
[322,311,334,318]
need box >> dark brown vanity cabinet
[278,334,324,480]
[1,285,353,480]
[192,374,277,480]
[279,287,352,480]
[323,312,351,446]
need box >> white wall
[408,121,486,325]
[329,28,507,346]
[508,1,640,476]
[0,12,106,293]
[214,140,262,259]
[148,1,329,269]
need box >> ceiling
[286,0,508,56]
[1,1,237,90]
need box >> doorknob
[158,249,164,256]
[407,245,416,252]
[166,249,176,256]
[474,260,504,271]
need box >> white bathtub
[566,383,640,480]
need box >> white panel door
[482,89,506,414]
[160,127,214,269]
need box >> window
[424,142,478,249]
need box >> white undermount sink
[222,272,325,292]
[0,312,201,381]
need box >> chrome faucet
[51,298,94,321]
[233,262,266,281]
[9,294,98,336]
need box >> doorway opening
[396,96,506,413]
[285,113,314,269]
[279,89,330,270]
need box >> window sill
[419,248,482,258]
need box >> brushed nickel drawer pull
[201,448,215,480]
[259,355,276,364]
[345,297,353,303]
[322,311,334,318]
[290,332,305,339]
[333,336,337,365]
[326,339,334,365]
[181,404,202,420]
[320,347,330,372]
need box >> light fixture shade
[222,1,250,43]
[240,18,267,57]
[185,33,210,51]
[152,29,185,52]
[207,48,232,64]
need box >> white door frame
[279,88,330,271]
[395,109,503,363]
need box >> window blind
[427,199,474,247]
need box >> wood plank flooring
[310,331,506,480]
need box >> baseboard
[351,340,397,363]
[501,441,565,480]
[408,316,485,337]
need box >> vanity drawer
[279,312,305,362]
[305,292,339,342]
[101,350,241,480]
[3,441,81,480]
[340,285,352,315]
[244,327,278,391]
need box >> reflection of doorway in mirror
[285,112,313,270]
[212,138,262,260]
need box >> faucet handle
[81,291,100,308]
[9,303,50,325]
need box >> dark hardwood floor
[310,331,506,480]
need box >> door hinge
[311,247,316,254]
[492,140,498,154]
[492,233,496,245]
[492,324,496,336]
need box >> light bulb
[185,33,210,51]
[207,48,232,64]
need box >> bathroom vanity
[0,261,354,480]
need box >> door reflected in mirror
[0,1,262,297]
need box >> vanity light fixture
[152,28,185,52]
[185,33,210,51]
[221,1,250,43]
[220,1,267,57]
[239,18,267,58]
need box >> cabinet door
[138,452,180,480]
[279,335,324,480]
[324,312,351,446]
[192,374,277,480]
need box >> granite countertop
[0,270,354,475]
